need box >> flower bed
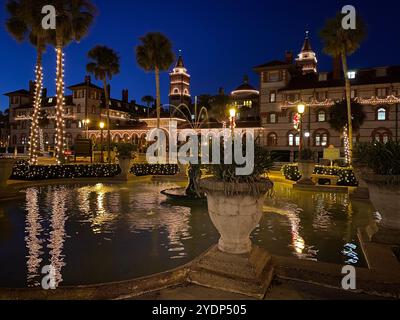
[281,164,358,186]
[11,161,121,180]
[130,164,179,176]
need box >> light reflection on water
[0,181,375,288]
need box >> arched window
[288,132,300,147]
[377,107,388,121]
[173,88,180,94]
[317,110,326,122]
[372,128,392,143]
[314,130,329,147]
[267,133,278,146]
[183,89,189,95]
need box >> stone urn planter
[117,156,132,181]
[0,158,16,189]
[297,160,315,185]
[356,167,400,244]
[199,177,273,254]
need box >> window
[243,100,252,107]
[77,105,81,113]
[351,89,357,99]
[377,108,387,121]
[317,110,326,122]
[269,91,276,103]
[315,130,329,147]
[267,133,278,146]
[347,71,356,79]
[268,71,280,82]
[92,106,96,114]
[372,129,392,143]
[173,88,179,94]
[377,88,387,98]
[269,113,277,124]
[288,132,300,146]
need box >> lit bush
[11,163,121,180]
[130,164,179,176]
[281,164,358,186]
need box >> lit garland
[130,164,179,176]
[281,164,358,186]
[343,126,351,165]
[282,95,400,108]
[55,47,66,165]
[28,64,43,165]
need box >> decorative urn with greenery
[297,148,315,185]
[199,145,273,254]
[115,143,136,180]
[354,141,400,244]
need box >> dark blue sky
[1,0,399,110]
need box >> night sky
[1,0,399,110]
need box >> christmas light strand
[55,48,66,164]
[343,126,351,165]
[28,64,43,165]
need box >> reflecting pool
[0,181,376,288]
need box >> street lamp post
[229,108,237,137]
[83,119,91,139]
[99,121,105,163]
[297,103,305,161]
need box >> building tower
[169,51,191,107]
[296,31,318,74]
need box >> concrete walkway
[130,279,388,300]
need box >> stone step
[189,268,274,299]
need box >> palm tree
[320,12,366,164]
[48,0,96,164]
[135,32,175,129]
[328,100,366,133]
[141,95,155,117]
[5,0,50,164]
[86,45,120,163]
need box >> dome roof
[231,75,259,95]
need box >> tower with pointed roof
[296,31,318,74]
[169,51,191,107]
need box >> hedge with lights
[281,164,358,186]
[11,161,121,180]
[130,164,179,176]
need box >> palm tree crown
[136,32,175,128]
[320,12,366,58]
[87,46,120,81]
[136,32,175,72]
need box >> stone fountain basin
[161,188,206,201]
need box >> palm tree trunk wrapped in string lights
[55,44,66,164]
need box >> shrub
[281,164,358,186]
[130,164,179,176]
[11,163,121,180]
[354,141,400,175]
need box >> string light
[131,164,179,176]
[55,48,66,165]
[281,164,358,186]
[343,125,351,165]
[28,64,43,165]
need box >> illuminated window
[269,91,276,103]
[315,131,329,146]
[317,110,326,122]
[347,71,356,79]
[377,108,387,121]
[269,113,277,123]
[351,90,357,99]
[288,133,300,146]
